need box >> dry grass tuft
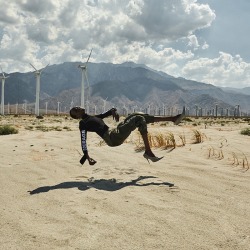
[230,151,249,170]
[207,146,224,160]
[134,131,178,151]
[165,132,176,149]
[178,133,186,146]
[192,129,205,144]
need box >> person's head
[69,107,85,119]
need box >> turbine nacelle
[0,75,9,80]
[78,64,87,70]
[0,66,9,79]
[30,63,49,75]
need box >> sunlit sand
[0,115,249,249]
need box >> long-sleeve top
[79,109,114,155]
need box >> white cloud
[0,0,249,88]
[127,0,215,41]
[0,2,20,24]
[182,52,250,88]
[202,42,209,50]
[188,35,199,49]
[18,0,56,14]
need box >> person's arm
[79,129,97,165]
[95,108,119,121]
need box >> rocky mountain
[1,61,249,114]
[221,86,250,96]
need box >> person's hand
[88,158,97,165]
[111,108,119,122]
[80,155,97,165]
[80,155,87,165]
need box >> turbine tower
[0,66,9,115]
[30,63,49,116]
[78,49,92,108]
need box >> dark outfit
[79,108,154,157]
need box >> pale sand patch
[0,116,249,250]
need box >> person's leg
[153,114,180,123]
[141,133,155,157]
[153,108,185,125]
[109,115,157,157]
[124,110,185,125]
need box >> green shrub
[240,128,250,136]
[0,125,18,135]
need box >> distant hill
[1,62,249,114]
[221,86,250,96]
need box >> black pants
[102,113,154,147]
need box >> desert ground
[0,114,250,250]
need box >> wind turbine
[103,97,108,112]
[0,66,9,115]
[78,49,92,108]
[30,63,49,116]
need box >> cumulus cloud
[127,0,215,40]
[17,0,56,14]
[0,2,21,24]
[182,52,250,88]
[0,0,249,88]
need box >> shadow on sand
[28,176,175,195]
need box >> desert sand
[0,115,250,250]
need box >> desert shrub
[63,126,72,131]
[25,126,34,130]
[0,125,18,135]
[183,117,192,122]
[240,128,250,136]
[35,125,65,132]
[54,126,62,131]
[242,118,250,122]
[35,125,50,132]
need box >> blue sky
[197,0,250,60]
[0,0,249,88]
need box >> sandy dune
[0,115,250,250]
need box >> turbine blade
[30,63,37,71]
[0,66,4,77]
[39,63,50,73]
[86,48,93,64]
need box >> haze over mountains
[1,62,250,114]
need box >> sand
[0,115,250,250]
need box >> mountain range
[1,61,250,115]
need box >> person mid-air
[69,107,185,165]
